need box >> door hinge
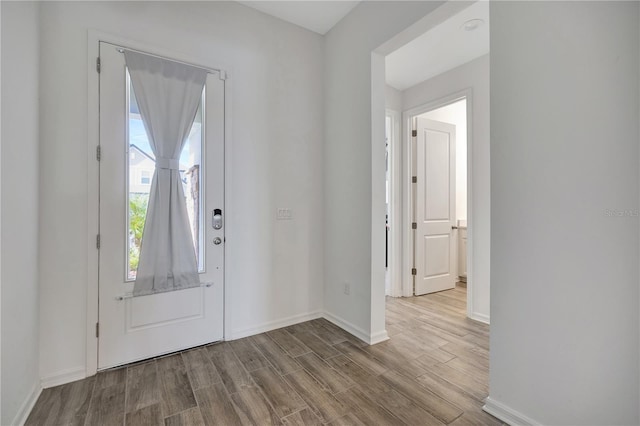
[96,57,101,73]
[412,129,417,137]
[412,176,417,183]
[411,268,417,276]
[412,222,417,230]
[96,234,101,249]
[95,322,100,338]
[96,145,101,161]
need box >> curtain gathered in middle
[124,50,207,297]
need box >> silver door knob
[213,237,222,245]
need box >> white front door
[415,117,456,296]
[98,42,224,369]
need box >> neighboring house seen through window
[141,170,150,185]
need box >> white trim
[88,30,228,77]
[86,29,100,380]
[367,330,391,345]
[0,3,3,423]
[40,367,86,389]
[370,51,387,341]
[113,306,387,354]
[86,29,233,377]
[323,311,389,345]
[222,58,234,344]
[227,311,323,341]
[483,397,541,426]
[469,311,490,325]
[401,113,414,297]
[11,383,41,426]
[463,93,476,321]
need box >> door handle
[452,226,458,230]
[213,237,222,245]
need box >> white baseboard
[228,310,390,347]
[322,311,389,345]
[228,310,323,341]
[40,366,86,389]
[368,329,390,344]
[12,382,42,426]
[470,311,490,325]
[483,397,539,426]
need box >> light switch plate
[276,208,292,220]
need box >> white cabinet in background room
[458,221,467,282]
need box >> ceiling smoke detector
[462,18,484,32]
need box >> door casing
[386,109,403,298]
[401,89,473,316]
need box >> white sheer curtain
[125,50,207,297]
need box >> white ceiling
[238,1,361,35]
[385,1,490,91]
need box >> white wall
[324,1,444,341]
[0,2,3,422]
[1,1,41,424]
[489,2,639,424]
[420,98,467,221]
[39,1,324,382]
[403,55,490,321]
[385,85,403,112]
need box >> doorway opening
[386,88,475,316]
[380,0,489,324]
[375,3,491,416]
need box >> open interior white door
[98,42,224,369]
[414,117,456,296]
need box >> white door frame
[385,109,403,297]
[86,30,233,377]
[401,89,474,318]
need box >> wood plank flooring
[26,285,502,425]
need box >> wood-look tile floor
[26,285,502,425]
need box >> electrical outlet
[343,282,351,295]
[276,208,292,220]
